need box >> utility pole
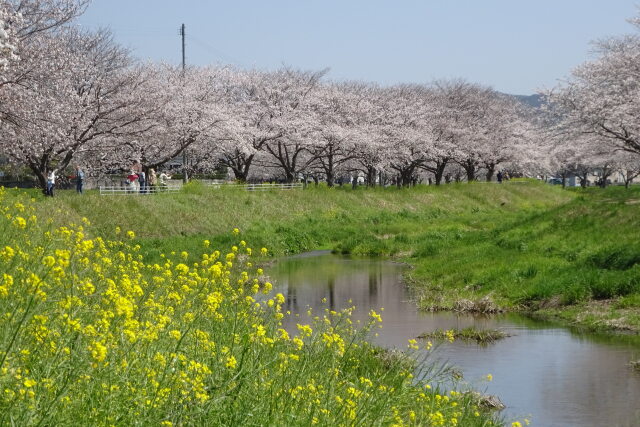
[179,23,188,183]
[180,23,186,72]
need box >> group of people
[45,165,84,197]
[124,161,171,193]
[43,160,172,197]
[496,170,510,183]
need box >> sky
[77,0,639,95]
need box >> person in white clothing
[46,170,56,197]
[159,171,171,190]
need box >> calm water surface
[269,252,640,427]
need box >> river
[269,252,640,427]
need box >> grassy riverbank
[8,181,640,332]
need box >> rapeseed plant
[0,187,502,426]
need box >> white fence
[99,185,182,195]
[204,182,304,191]
[99,181,303,195]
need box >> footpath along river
[269,251,640,427]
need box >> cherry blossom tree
[382,85,430,186]
[307,81,373,186]
[0,28,154,187]
[0,0,89,123]
[116,64,232,175]
[213,69,288,182]
[257,67,327,182]
[348,84,391,187]
[0,4,20,72]
[548,17,640,158]
[617,152,640,188]
[420,80,474,185]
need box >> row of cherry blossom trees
[0,0,546,188]
[7,0,640,189]
[198,72,541,186]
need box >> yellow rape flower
[226,356,237,369]
[1,246,15,260]
[12,216,26,229]
[88,341,107,363]
[369,310,382,323]
[175,263,189,275]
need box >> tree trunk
[30,166,46,190]
[579,173,588,188]
[366,166,376,187]
[485,164,495,182]
[326,171,334,187]
[465,166,476,182]
[600,168,613,188]
[231,168,248,182]
[285,171,295,184]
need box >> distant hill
[511,93,544,108]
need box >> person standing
[126,170,139,193]
[148,168,158,193]
[46,170,56,197]
[132,160,143,193]
[159,171,171,191]
[497,171,503,184]
[138,170,146,194]
[132,160,143,174]
[75,165,85,194]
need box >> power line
[187,34,248,67]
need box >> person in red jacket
[126,171,139,193]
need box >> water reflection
[269,253,640,427]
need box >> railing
[100,181,303,195]
[205,182,304,191]
[99,184,182,195]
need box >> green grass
[408,185,640,331]
[7,180,640,332]
[20,180,571,258]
